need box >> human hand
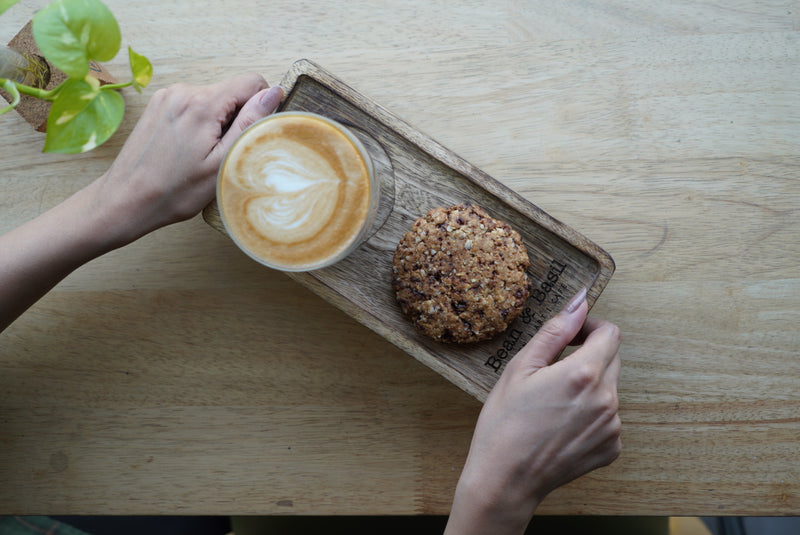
[0,74,283,333]
[96,73,283,246]
[445,288,622,535]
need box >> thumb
[219,85,283,152]
[512,287,588,373]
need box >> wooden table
[1,0,797,517]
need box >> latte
[218,112,375,271]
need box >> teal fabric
[0,517,91,535]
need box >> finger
[512,288,588,373]
[566,314,620,348]
[200,74,270,163]
[209,72,268,106]
[605,347,621,385]
[571,321,622,371]
[556,427,622,491]
[574,398,622,454]
[567,315,605,346]
[207,73,268,132]
[219,85,283,151]
[586,424,623,470]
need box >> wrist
[84,170,161,250]
[445,471,539,535]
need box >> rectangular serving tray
[204,59,615,402]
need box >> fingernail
[259,86,283,113]
[563,287,587,314]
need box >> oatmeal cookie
[392,204,531,343]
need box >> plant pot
[0,44,50,88]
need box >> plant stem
[100,81,133,91]
[10,81,56,100]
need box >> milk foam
[219,113,372,270]
[233,141,339,243]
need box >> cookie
[392,204,531,343]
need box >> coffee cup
[217,111,379,271]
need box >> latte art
[238,142,339,243]
[218,112,374,271]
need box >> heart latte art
[219,113,373,270]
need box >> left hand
[0,73,283,333]
[96,73,283,245]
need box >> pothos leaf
[0,0,21,16]
[44,77,124,153]
[0,79,21,114]
[128,46,153,93]
[33,0,121,78]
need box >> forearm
[0,177,136,332]
[0,77,280,334]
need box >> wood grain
[204,60,615,401]
[0,0,797,517]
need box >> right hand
[445,290,622,535]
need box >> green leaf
[33,0,121,78]
[0,0,21,16]
[128,46,153,93]
[0,79,21,114]
[44,77,124,153]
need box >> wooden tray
[203,59,615,402]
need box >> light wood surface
[1,0,797,517]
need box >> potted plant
[0,0,152,153]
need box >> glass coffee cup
[217,111,381,272]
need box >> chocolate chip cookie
[392,204,531,343]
